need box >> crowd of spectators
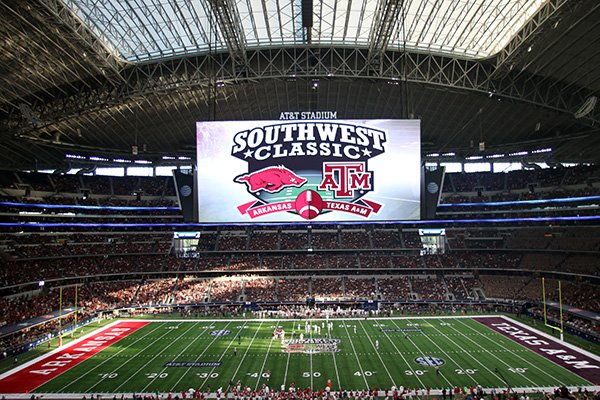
[83,280,140,310]
[377,277,412,300]
[561,255,600,275]
[218,233,249,251]
[402,231,421,248]
[2,248,599,292]
[244,278,277,302]
[248,232,278,250]
[311,278,344,299]
[1,290,61,327]
[228,255,263,271]
[0,275,483,305]
[3,171,177,197]
[359,255,392,269]
[134,279,176,305]
[276,278,309,301]
[174,279,211,304]
[2,233,171,259]
[120,384,600,400]
[210,280,243,302]
[4,225,600,260]
[339,230,370,249]
[529,307,600,340]
[310,231,339,249]
[445,276,477,300]
[412,277,447,300]
[280,232,308,250]
[2,271,600,359]
[442,165,600,196]
[371,229,401,248]
[344,277,375,298]
[2,169,600,364]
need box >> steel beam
[206,0,248,64]
[3,46,598,135]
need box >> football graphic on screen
[295,189,324,220]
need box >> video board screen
[197,119,420,223]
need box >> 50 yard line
[282,321,295,389]
[328,321,342,391]
[309,320,314,390]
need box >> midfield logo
[232,121,385,221]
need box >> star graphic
[243,149,254,159]
[362,148,372,157]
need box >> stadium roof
[0,0,599,169]
[65,0,545,62]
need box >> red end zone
[0,320,148,394]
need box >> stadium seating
[1,169,599,363]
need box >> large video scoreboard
[196,119,420,223]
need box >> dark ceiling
[0,0,599,170]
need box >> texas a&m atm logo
[232,121,385,220]
[319,162,372,197]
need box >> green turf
[32,317,591,394]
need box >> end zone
[474,315,600,385]
[0,320,148,394]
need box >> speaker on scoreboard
[173,169,197,222]
[421,166,445,220]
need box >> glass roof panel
[64,0,546,63]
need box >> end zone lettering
[231,122,387,162]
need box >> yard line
[329,323,342,391]
[198,323,247,390]
[453,318,568,387]
[340,321,369,389]
[255,320,278,390]
[170,322,237,391]
[228,321,265,384]
[309,320,314,390]
[376,320,426,388]
[387,319,456,388]
[56,322,164,393]
[357,319,396,387]
[283,349,292,388]
[141,321,220,393]
[112,321,202,392]
[434,319,539,387]
[282,321,294,388]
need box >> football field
[1,316,598,395]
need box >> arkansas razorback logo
[235,165,307,193]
